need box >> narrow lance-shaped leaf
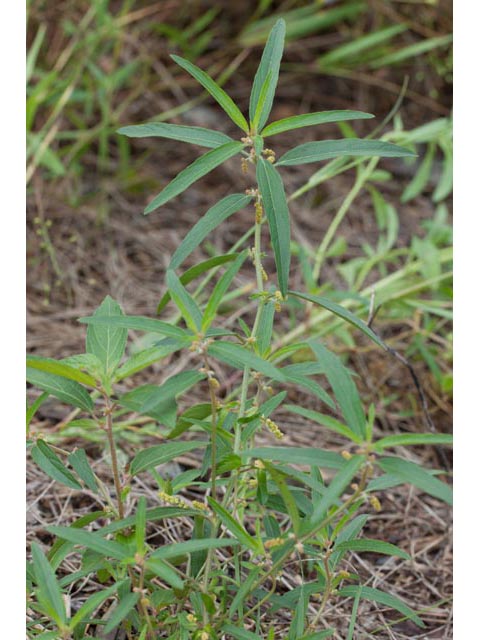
[309,341,366,440]
[334,538,410,560]
[130,440,208,476]
[104,591,140,635]
[202,250,248,331]
[158,254,239,312]
[171,54,249,132]
[208,341,285,382]
[309,455,365,527]
[46,526,131,561]
[26,355,97,387]
[289,289,386,349]
[262,110,374,137]
[339,585,425,628]
[373,432,453,451]
[67,448,98,492]
[257,157,291,297]
[378,456,452,505]
[166,270,202,332]
[145,141,244,214]
[31,543,67,627]
[208,497,263,554]
[149,537,239,561]
[79,314,189,340]
[240,446,345,470]
[249,18,286,132]
[170,193,252,269]
[276,139,416,166]
[138,369,206,415]
[69,582,119,630]
[117,122,233,148]
[26,367,94,413]
[86,296,127,378]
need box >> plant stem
[104,396,124,520]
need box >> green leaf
[26,392,49,430]
[158,254,240,312]
[208,497,263,554]
[139,370,205,415]
[115,340,185,380]
[166,269,202,332]
[171,55,249,132]
[169,193,252,269]
[208,341,285,382]
[67,448,98,492]
[374,433,453,451]
[146,558,184,590]
[46,526,131,561]
[262,110,374,137]
[281,365,335,410]
[309,456,365,526]
[241,447,345,470]
[339,585,425,628]
[26,356,97,387]
[130,440,208,476]
[223,625,263,640]
[276,139,416,166]
[117,122,233,148]
[69,582,119,629]
[31,440,82,490]
[334,538,410,560]
[86,296,128,378]
[251,70,273,131]
[378,456,452,505]
[104,591,140,634]
[309,342,366,440]
[31,543,67,626]
[249,18,286,132]
[257,157,291,296]
[149,537,238,561]
[267,464,301,536]
[145,141,244,214]
[289,290,386,349]
[79,314,189,340]
[202,250,249,330]
[402,143,435,203]
[167,403,212,439]
[284,404,360,443]
[369,34,452,69]
[26,367,94,412]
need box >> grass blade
[262,110,374,137]
[257,157,291,296]
[276,139,415,166]
[171,55,249,132]
[145,141,244,214]
[117,122,232,148]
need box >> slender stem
[104,396,124,520]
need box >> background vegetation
[27,1,452,638]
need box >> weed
[27,19,452,640]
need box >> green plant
[27,19,452,640]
